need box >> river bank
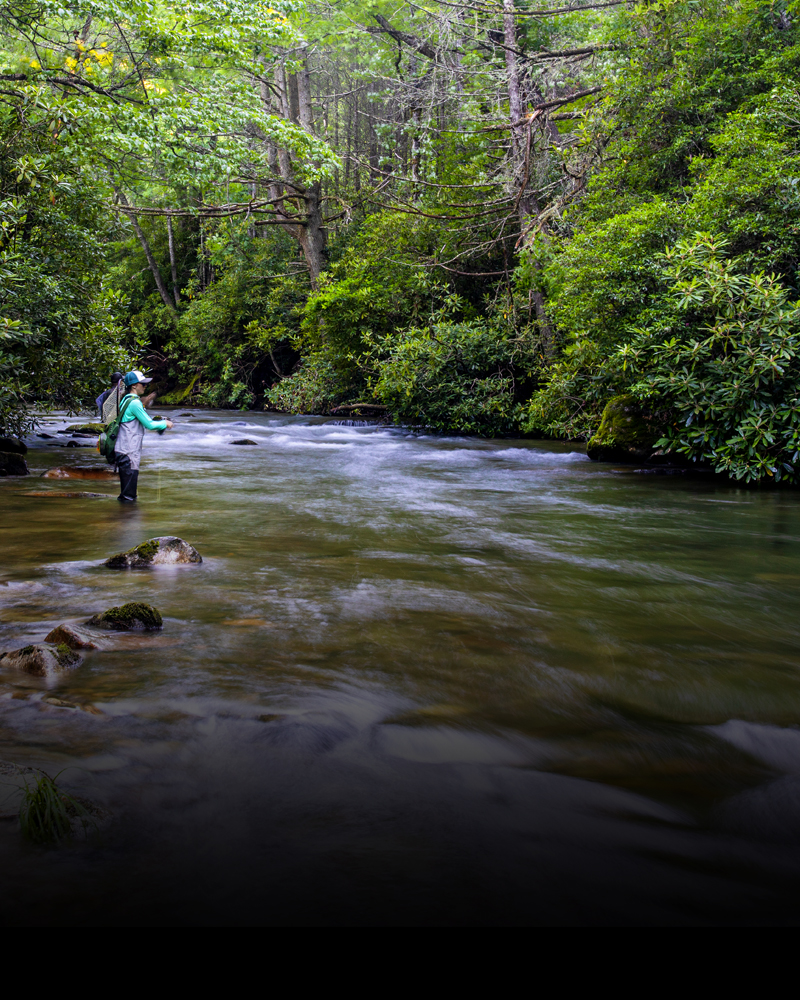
[2,410,800,925]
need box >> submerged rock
[104,536,202,569]
[87,602,163,631]
[43,466,117,480]
[586,395,660,463]
[231,439,258,446]
[0,452,29,477]
[37,433,55,439]
[0,436,26,455]
[0,643,82,677]
[44,624,99,650]
[19,490,108,498]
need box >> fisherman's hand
[165,419,174,429]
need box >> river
[2,410,800,925]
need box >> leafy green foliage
[526,0,800,481]
[0,93,130,435]
[624,235,800,482]
[371,319,532,435]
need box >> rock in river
[104,536,202,569]
[19,490,108,498]
[43,466,117,480]
[44,624,99,650]
[0,452,28,477]
[87,602,163,631]
[0,643,82,677]
[586,395,660,463]
[68,423,105,434]
[0,436,26,455]
[231,439,258,446]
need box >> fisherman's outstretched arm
[127,397,168,431]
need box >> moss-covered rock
[586,395,660,463]
[87,602,163,630]
[104,536,202,569]
[0,642,82,676]
[68,423,105,434]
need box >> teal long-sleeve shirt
[120,394,168,431]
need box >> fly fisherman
[116,370,174,503]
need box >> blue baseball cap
[124,370,153,387]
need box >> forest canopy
[1,0,798,482]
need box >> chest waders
[117,453,138,503]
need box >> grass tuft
[19,770,93,844]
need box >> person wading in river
[116,370,173,503]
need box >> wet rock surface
[0,436,26,455]
[44,624,99,650]
[231,438,258,445]
[587,395,661,463]
[19,490,108,498]
[67,423,104,434]
[43,466,117,480]
[0,643,82,677]
[104,536,202,569]
[87,602,163,631]
[0,452,28,477]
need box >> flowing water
[2,410,800,925]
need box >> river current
[2,410,800,925]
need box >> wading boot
[118,466,138,503]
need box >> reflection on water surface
[2,410,800,925]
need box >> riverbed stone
[231,439,258,446]
[87,602,163,631]
[43,466,117,480]
[586,395,660,463]
[0,436,26,455]
[0,452,29,477]
[68,423,105,434]
[44,624,99,650]
[19,490,108,498]
[104,536,203,569]
[0,643,82,677]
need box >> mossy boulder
[104,536,202,569]
[586,395,660,463]
[0,642,82,677]
[0,452,28,477]
[87,602,163,631]
[68,423,105,434]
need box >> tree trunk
[116,189,176,316]
[166,216,181,303]
[503,0,525,158]
[299,182,326,286]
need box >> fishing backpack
[98,394,135,465]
